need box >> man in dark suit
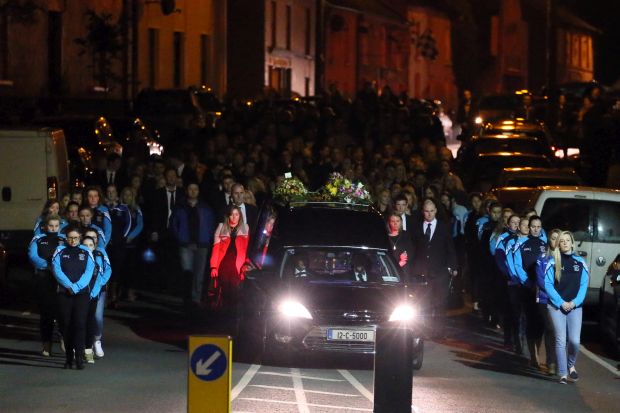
[231,183,258,232]
[145,167,185,292]
[92,152,127,190]
[411,197,458,339]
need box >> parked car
[599,253,620,352]
[492,186,620,308]
[237,200,425,369]
[494,167,582,188]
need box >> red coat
[210,223,249,279]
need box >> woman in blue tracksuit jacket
[78,205,107,248]
[85,186,112,246]
[535,228,562,375]
[82,235,112,363]
[33,199,67,236]
[52,226,95,369]
[543,230,589,384]
[120,187,144,301]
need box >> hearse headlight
[389,304,417,322]
[278,300,313,320]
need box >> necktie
[108,171,114,184]
[425,222,432,242]
[169,190,175,211]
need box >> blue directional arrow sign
[190,344,227,382]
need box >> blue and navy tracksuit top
[126,206,144,243]
[89,248,112,299]
[491,230,516,281]
[476,215,490,240]
[92,205,112,247]
[543,253,589,308]
[33,216,68,236]
[28,232,65,271]
[109,203,132,245]
[511,235,547,288]
[52,245,95,295]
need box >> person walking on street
[210,205,249,313]
[82,235,111,363]
[84,186,112,247]
[51,226,95,370]
[411,198,457,339]
[386,213,414,279]
[543,231,589,384]
[33,199,66,236]
[83,229,111,360]
[27,214,65,356]
[170,182,216,309]
[510,216,548,369]
[120,187,144,301]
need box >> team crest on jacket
[573,264,580,272]
[79,253,85,261]
[540,246,546,253]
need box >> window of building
[148,28,159,88]
[286,5,291,50]
[305,7,311,55]
[200,34,211,85]
[0,10,8,79]
[271,1,277,48]
[173,31,184,88]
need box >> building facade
[407,5,457,109]
[0,0,226,101]
[323,0,409,99]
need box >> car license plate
[326,329,375,342]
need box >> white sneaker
[85,348,95,364]
[94,340,104,358]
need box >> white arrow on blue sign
[190,344,227,381]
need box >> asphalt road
[1,264,619,413]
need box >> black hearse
[237,200,425,369]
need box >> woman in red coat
[210,205,249,310]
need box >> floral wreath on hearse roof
[273,172,372,205]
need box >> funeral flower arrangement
[322,172,372,204]
[274,173,372,205]
[273,177,309,202]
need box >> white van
[492,186,620,307]
[0,128,69,252]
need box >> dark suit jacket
[91,169,128,191]
[243,203,258,231]
[145,187,185,235]
[411,220,457,278]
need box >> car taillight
[47,176,58,200]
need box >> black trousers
[427,274,450,335]
[57,292,90,362]
[35,270,57,343]
[506,284,524,350]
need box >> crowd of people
[24,84,597,379]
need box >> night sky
[563,0,620,86]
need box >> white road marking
[249,384,360,397]
[231,364,261,400]
[581,346,620,377]
[291,368,310,413]
[337,369,374,403]
[257,371,344,382]
[237,398,373,412]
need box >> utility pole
[545,0,554,91]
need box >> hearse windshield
[280,248,400,283]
